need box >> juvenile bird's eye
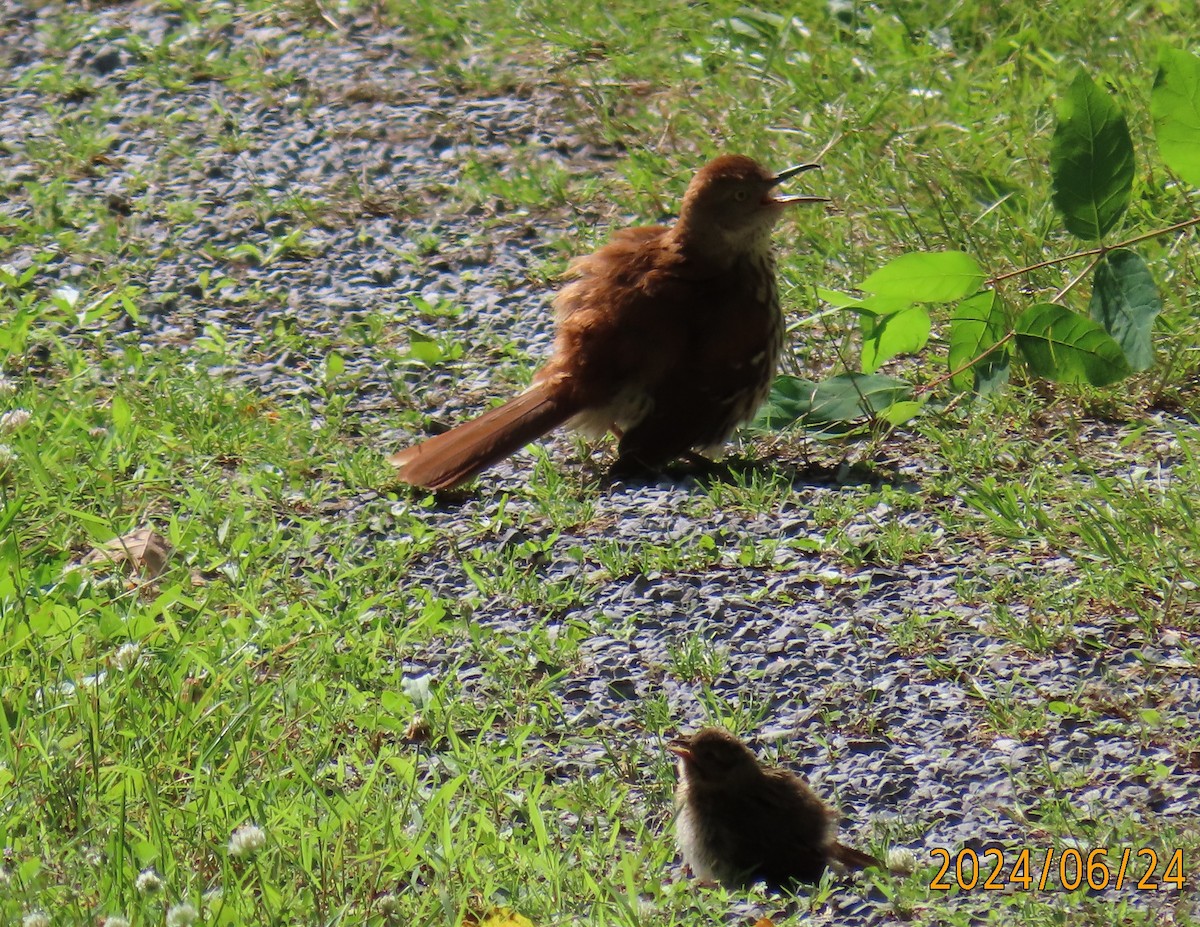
[733,190,749,202]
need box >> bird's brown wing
[548,228,697,415]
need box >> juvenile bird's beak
[668,738,693,761]
[767,162,830,206]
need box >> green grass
[3,0,1200,925]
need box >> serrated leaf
[1089,249,1161,371]
[860,305,931,373]
[1050,69,1135,240]
[948,291,1010,393]
[860,251,985,303]
[1151,47,1200,188]
[1015,303,1132,386]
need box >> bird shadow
[598,453,918,494]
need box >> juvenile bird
[389,155,828,489]
[669,727,882,891]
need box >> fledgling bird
[389,155,828,489]
[669,727,882,891]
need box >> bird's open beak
[767,162,830,206]
[667,738,693,761]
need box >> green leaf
[948,291,1010,393]
[752,375,818,430]
[111,393,132,436]
[1014,303,1132,386]
[1050,69,1135,240]
[878,399,924,426]
[807,373,913,423]
[1089,249,1161,371]
[860,251,985,303]
[860,305,931,373]
[816,286,861,308]
[406,331,444,364]
[752,373,914,432]
[1151,47,1200,188]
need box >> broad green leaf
[860,305,931,372]
[1050,70,1135,240]
[857,294,914,316]
[406,331,444,364]
[1089,249,1161,371]
[752,373,914,432]
[808,373,913,423]
[752,375,818,430]
[878,399,925,426]
[1015,303,1132,386]
[816,286,861,308]
[860,251,985,303]
[948,291,1010,393]
[821,290,911,316]
[1151,47,1200,188]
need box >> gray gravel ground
[3,4,1199,923]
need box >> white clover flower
[135,868,164,894]
[112,642,141,671]
[886,847,917,874]
[227,823,266,858]
[0,444,12,467]
[166,902,199,927]
[0,409,31,433]
[23,912,51,927]
[0,376,16,397]
[104,917,130,927]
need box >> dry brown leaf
[80,526,173,580]
[752,919,776,927]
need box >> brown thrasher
[389,155,827,489]
[669,727,883,891]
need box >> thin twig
[988,216,1200,285]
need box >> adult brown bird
[669,727,882,891]
[389,154,828,489]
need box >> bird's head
[669,726,764,788]
[676,155,827,259]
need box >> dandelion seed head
[23,912,51,927]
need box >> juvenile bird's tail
[389,380,578,490]
[830,841,884,872]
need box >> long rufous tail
[389,381,578,490]
[830,841,883,872]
